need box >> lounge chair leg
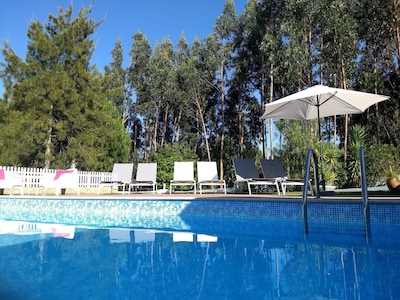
[274,182,280,195]
[247,183,252,195]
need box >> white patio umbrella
[261,84,390,188]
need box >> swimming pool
[0,196,399,299]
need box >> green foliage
[345,125,368,187]
[0,109,35,166]
[103,38,126,119]
[276,120,315,178]
[321,142,344,186]
[366,143,400,186]
[70,99,131,171]
[0,5,130,170]
[386,167,399,179]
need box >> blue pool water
[0,197,399,299]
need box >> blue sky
[0,0,248,96]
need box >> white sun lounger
[129,163,157,194]
[170,162,196,194]
[197,161,226,194]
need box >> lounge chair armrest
[249,177,278,181]
[130,180,155,184]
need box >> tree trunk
[260,57,266,159]
[144,118,149,159]
[132,120,138,152]
[219,61,225,180]
[174,111,182,143]
[122,83,129,127]
[152,118,157,153]
[334,115,337,145]
[153,99,161,153]
[374,56,380,143]
[194,94,211,161]
[343,114,348,162]
[333,75,337,146]
[161,103,169,147]
[239,111,244,157]
[44,106,53,169]
[45,126,52,169]
[269,63,274,159]
[341,63,348,163]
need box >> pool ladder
[302,147,370,238]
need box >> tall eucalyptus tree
[257,0,285,158]
[140,38,178,153]
[127,31,152,157]
[355,0,400,145]
[232,0,258,156]
[103,38,126,123]
[213,0,239,178]
[316,0,358,162]
[228,0,266,157]
[270,0,319,166]
[280,0,316,89]
[175,35,221,161]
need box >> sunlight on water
[0,219,399,300]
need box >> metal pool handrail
[359,146,371,239]
[302,149,320,234]
[302,147,370,237]
[359,146,368,209]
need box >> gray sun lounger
[260,159,312,195]
[232,158,280,195]
[97,163,133,194]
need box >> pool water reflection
[0,219,399,300]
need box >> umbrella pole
[317,109,326,191]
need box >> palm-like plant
[321,142,343,186]
[347,124,368,187]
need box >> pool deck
[10,191,400,203]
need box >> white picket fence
[0,166,113,190]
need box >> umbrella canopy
[261,85,390,121]
[261,84,390,189]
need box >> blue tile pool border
[0,197,399,240]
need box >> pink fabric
[0,169,5,180]
[53,169,74,180]
[52,227,71,238]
